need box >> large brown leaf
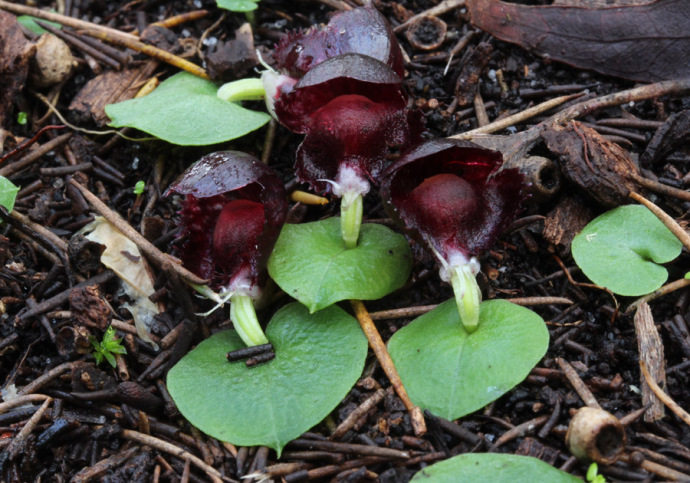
[467,0,690,82]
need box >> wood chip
[634,302,666,421]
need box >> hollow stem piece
[217,78,266,103]
[449,260,482,333]
[230,293,268,347]
[340,191,363,249]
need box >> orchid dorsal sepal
[446,257,482,333]
[217,78,267,103]
[230,293,269,347]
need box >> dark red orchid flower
[295,93,423,195]
[168,151,288,297]
[381,139,523,263]
[273,52,409,134]
[273,53,423,194]
[274,6,404,79]
[380,139,524,331]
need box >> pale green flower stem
[341,191,363,249]
[190,283,268,347]
[217,78,266,103]
[230,293,269,347]
[449,263,482,333]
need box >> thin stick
[121,429,224,482]
[331,388,386,440]
[632,173,690,202]
[556,358,601,409]
[7,397,52,459]
[450,94,582,139]
[640,361,690,427]
[0,132,73,177]
[630,191,690,250]
[18,362,74,396]
[631,455,690,482]
[506,296,573,306]
[149,10,209,30]
[626,278,690,314]
[350,300,426,436]
[0,394,51,414]
[489,415,549,452]
[69,179,207,285]
[0,0,138,42]
[369,304,438,321]
[549,78,690,127]
[288,438,409,459]
[394,0,465,33]
[10,210,69,252]
[80,28,209,79]
[71,447,141,483]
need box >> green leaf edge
[572,204,683,296]
[268,218,412,313]
[105,72,270,146]
[167,302,368,456]
[411,453,581,482]
[389,299,549,420]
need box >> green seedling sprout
[17,112,28,125]
[586,463,607,483]
[133,180,146,195]
[90,326,127,368]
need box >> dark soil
[1,0,690,482]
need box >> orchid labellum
[168,151,288,346]
[380,139,524,332]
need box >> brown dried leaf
[541,121,640,206]
[466,0,690,82]
[69,285,111,330]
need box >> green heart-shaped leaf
[0,177,19,213]
[217,0,260,12]
[388,299,548,420]
[411,454,580,482]
[167,302,367,456]
[572,204,682,296]
[105,72,270,145]
[268,218,412,312]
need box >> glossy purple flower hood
[380,139,524,263]
[274,6,404,79]
[168,151,288,294]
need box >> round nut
[565,407,626,465]
[405,16,447,51]
[30,33,75,88]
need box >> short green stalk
[191,283,268,347]
[230,293,269,347]
[341,191,363,249]
[449,263,482,333]
[217,78,266,103]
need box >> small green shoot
[17,112,28,125]
[90,326,127,368]
[133,180,146,195]
[586,463,607,483]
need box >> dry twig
[350,300,427,436]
